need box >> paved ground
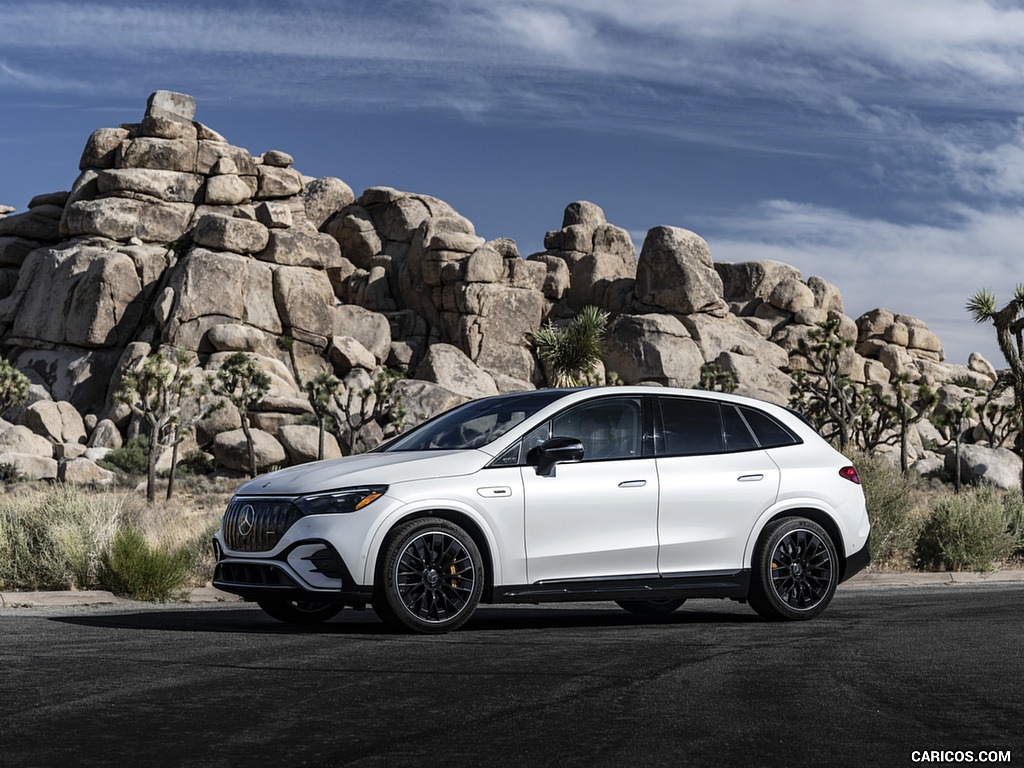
[1,580,1021,768]
[4,568,1024,608]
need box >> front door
[522,396,659,583]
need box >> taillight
[839,466,861,484]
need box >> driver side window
[546,397,643,462]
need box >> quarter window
[738,406,800,448]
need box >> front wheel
[373,517,484,634]
[257,598,343,624]
[615,598,686,616]
[748,517,838,621]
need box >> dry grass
[0,480,234,591]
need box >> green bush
[177,449,216,477]
[849,450,919,567]
[98,527,191,601]
[0,462,25,484]
[99,434,150,476]
[1001,489,1024,559]
[0,486,125,590]
[916,486,1018,571]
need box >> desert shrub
[179,520,221,585]
[177,449,216,477]
[1001,489,1024,560]
[849,450,919,567]
[0,486,129,590]
[97,527,191,601]
[916,486,1018,571]
[99,434,150,476]
[0,462,25,484]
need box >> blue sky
[2,0,1024,367]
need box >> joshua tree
[967,286,1024,488]
[116,351,179,502]
[532,305,609,388]
[0,358,29,417]
[934,397,975,493]
[697,362,737,393]
[163,352,221,500]
[889,372,938,474]
[330,368,408,455]
[304,371,342,461]
[789,318,864,450]
[212,352,271,478]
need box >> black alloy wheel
[373,517,484,634]
[748,517,838,621]
[256,598,344,624]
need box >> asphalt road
[1,584,1022,768]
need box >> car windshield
[382,390,571,451]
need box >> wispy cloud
[1,0,1021,367]
[704,199,1018,365]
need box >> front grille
[222,498,302,552]
[215,562,299,587]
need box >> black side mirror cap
[535,436,584,477]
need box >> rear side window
[739,406,800,448]
[722,406,759,451]
[659,398,723,455]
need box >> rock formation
[0,91,1016,486]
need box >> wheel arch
[747,506,850,581]
[372,508,497,602]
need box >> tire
[748,517,838,621]
[256,598,343,624]
[615,598,686,616]
[373,517,484,634]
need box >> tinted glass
[383,390,569,451]
[739,406,800,448]
[722,405,759,451]
[660,398,723,455]
[549,397,643,461]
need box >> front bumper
[213,537,372,605]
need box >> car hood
[233,450,488,497]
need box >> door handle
[618,480,647,488]
[737,474,764,482]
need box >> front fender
[361,499,504,588]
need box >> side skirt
[489,570,750,604]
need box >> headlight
[293,486,388,515]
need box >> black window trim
[653,395,801,458]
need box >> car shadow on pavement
[49,602,761,635]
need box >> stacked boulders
[0,91,1016,487]
[324,187,546,390]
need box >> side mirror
[534,436,584,477]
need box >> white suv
[213,387,870,633]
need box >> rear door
[654,396,781,574]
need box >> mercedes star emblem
[238,504,255,537]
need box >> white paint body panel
[522,458,659,582]
[656,450,781,573]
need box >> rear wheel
[373,517,484,634]
[256,598,343,624]
[748,517,838,621]
[615,598,686,616]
